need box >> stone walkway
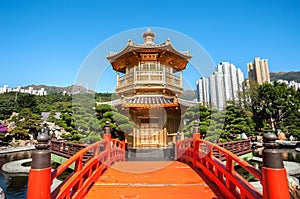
[2,158,32,173]
[252,156,300,176]
[0,145,35,154]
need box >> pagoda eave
[122,104,178,109]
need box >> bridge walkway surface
[85,161,223,199]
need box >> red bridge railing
[50,140,87,159]
[177,137,262,199]
[176,122,290,199]
[27,122,125,199]
[51,137,125,199]
[215,139,252,160]
[27,121,290,199]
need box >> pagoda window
[149,63,156,71]
[141,118,150,123]
[140,62,158,71]
[141,63,149,71]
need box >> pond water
[236,148,300,182]
[0,151,32,199]
[252,148,300,163]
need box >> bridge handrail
[51,138,125,199]
[177,137,262,199]
[199,139,261,180]
[50,140,87,158]
[216,139,252,159]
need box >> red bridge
[27,123,290,199]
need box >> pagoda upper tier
[107,29,192,73]
[107,29,192,96]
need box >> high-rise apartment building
[196,62,245,110]
[196,77,210,106]
[209,72,226,110]
[216,62,244,101]
[247,57,270,84]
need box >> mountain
[181,90,197,100]
[270,71,300,83]
[22,84,95,94]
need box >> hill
[181,90,197,100]
[22,84,95,94]
[270,71,300,83]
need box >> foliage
[95,104,133,140]
[182,105,211,137]
[9,108,43,139]
[182,105,225,141]
[0,100,16,120]
[1,84,299,144]
[0,123,10,145]
[0,92,117,144]
[251,82,300,137]
[205,109,225,142]
[221,104,256,140]
[95,92,119,102]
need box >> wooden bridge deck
[85,161,223,199]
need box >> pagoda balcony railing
[117,71,182,94]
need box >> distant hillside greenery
[270,71,300,83]
[0,91,124,145]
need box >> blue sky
[0,0,299,92]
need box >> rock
[289,184,300,199]
[241,133,248,140]
[18,140,26,147]
[278,132,287,140]
[257,135,263,143]
[276,140,300,148]
[288,176,299,186]
[0,186,5,199]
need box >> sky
[0,0,299,92]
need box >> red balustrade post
[27,127,51,199]
[121,140,126,161]
[175,131,181,160]
[103,121,111,141]
[103,121,111,165]
[192,121,201,166]
[262,132,289,199]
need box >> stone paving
[0,145,35,154]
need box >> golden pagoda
[106,29,192,150]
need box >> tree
[181,105,225,141]
[240,80,260,111]
[0,100,16,120]
[205,108,225,142]
[182,105,211,137]
[9,108,42,139]
[252,82,300,135]
[0,123,11,145]
[16,94,37,113]
[282,89,300,139]
[95,104,133,140]
[221,104,256,141]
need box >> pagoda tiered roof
[107,29,192,73]
[97,97,200,108]
[124,95,177,108]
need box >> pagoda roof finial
[142,28,156,44]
